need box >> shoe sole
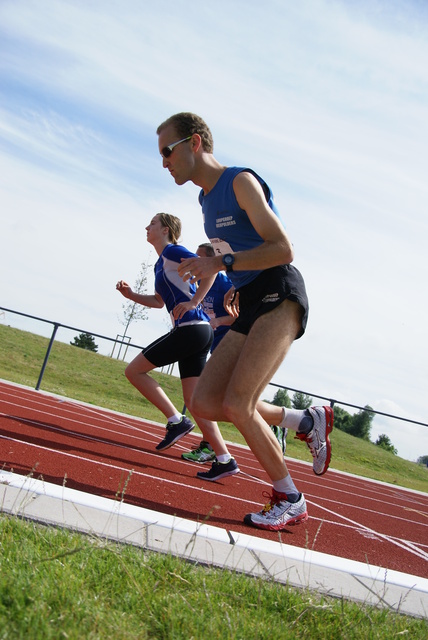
[156,424,195,451]
[181,456,216,464]
[314,406,334,476]
[196,467,240,482]
[243,510,308,530]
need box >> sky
[1,0,427,463]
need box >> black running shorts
[230,264,309,339]
[142,323,213,379]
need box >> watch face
[223,254,234,266]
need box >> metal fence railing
[1,305,427,432]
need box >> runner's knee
[191,393,216,419]
[222,396,253,425]
[124,364,135,383]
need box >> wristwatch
[222,253,235,272]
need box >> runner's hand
[173,300,196,319]
[116,280,133,299]
[224,287,239,317]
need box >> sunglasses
[161,136,192,159]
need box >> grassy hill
[0,323,427,493]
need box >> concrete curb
[1,471,427,619]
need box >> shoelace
[191,446,204,454]
[261,490,283,514]
[166,420,185,430]
[188,445,212,456]
[295,429,316,458]
[194,441,210,453]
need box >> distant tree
[348,405,374,441]
[119,260,151,337]
[417,455,428,467]
[70,332,98,352]
[375,434,397,455]
[292,392,312,410]
[271,388,291,408]
[332,406,353,433]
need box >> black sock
[286,492,301,503]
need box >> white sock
[167,413,183,424]
[280,408,310,432]
[217,453,231,464]
[273,475,299,499]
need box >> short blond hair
[156,213,181,244]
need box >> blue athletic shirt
[202,271,233,351]
[154,244,210,327]
[199,167,284,289]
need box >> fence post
[35,323,59,390]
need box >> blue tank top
[202,271,233,351]
[154,244,210,327]
[199,167,284,288]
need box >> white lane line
[3,400,428,532]
[304,490,428,529]
[2,433,428,563]
[0,405,161,446]
[2,432,427,547]
[0,389,159,429]
[2,409,428,530]
[5,388,428,503]
[306,499,428,562]
[0,402,270,474]
[3,386,428,562]
[0,433,261,508]
[292,468,428,506]
[0,393,158,430]
[0,391,158,437]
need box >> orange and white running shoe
[244,490,308,530]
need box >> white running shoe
[295,406,333,475]
[244,491,308,530]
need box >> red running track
[1,379,427,579]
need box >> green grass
[1,516,427,639]
[1,324,428,637]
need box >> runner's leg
[192,299,302,481]
[125,352,178,419]
[181,377,230,457]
